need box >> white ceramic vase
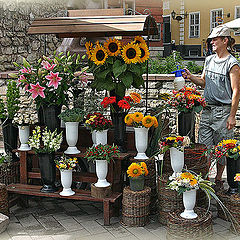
[92,130,97,147]
[134,127,149,159]
[95,129,108,145]
[95,160,110,187]
[59,169,75,196]
[170,147,184,177]
[180,189,198,219]
[18,125,31,151]
[64,122,80,154]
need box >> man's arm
[183,68,206,88]
[227,64,240,130]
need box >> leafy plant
[0,98,6,120]
[185,61,203,74]
[58,108,84,122]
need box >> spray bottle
[172,66,185,91]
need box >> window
[189,12,200,38]
[124,0,135,15]
[150,23,161,40]
[210,9,223,30]
[235,6,240,36]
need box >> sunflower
[91,43,108,65]
[124,114,134,126]
[140,162,148,176]
[127,163,143,177]
[134,36,146,45]
[85,41,93,59]
[132,112,143,123]
[130,92,141,103]
[142,116,154,128]
[138,43,150,63]
[104,38,121,56]
[121,42,141,64]
[152,116,158,128]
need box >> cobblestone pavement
[0,189,240,240]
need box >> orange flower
[152,116,158,128]
[124,114,133,126]
[130,92,141,103]
[132,112,143,123]
[140,162,148,176]
[142,116,154,128]
[127,163,143,177]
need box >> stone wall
[0,0,67,72]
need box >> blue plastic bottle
[172,66,185,91]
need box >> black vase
[37,106,45,126]
[1,119,18,155]
[178,111,195,142]
[38,153,57,193]
[111,112,127,153]
[42,105,62,132]
[226,157,240,194]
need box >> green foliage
[58,108,84,122]
[185,61,203,74]
[0,98,6,120]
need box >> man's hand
[182,68,192,80]
[227,115,236,130]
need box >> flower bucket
[178,111,195,142]
[226,157,240,194]
[95,160,110,187]
[18,125,31,151]
[95,129,108,145]
[129,175,145,191]
[64,122,80,154]
[60,169,75,196]
[170,147,184,177]
[180,189,198,219]
[134,127,149,160]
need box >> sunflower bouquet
[85,36,150,97]
[124,112,158,128]
[55,155,78,171]
[127,162,149,178]
[168,86,206,113]
[159,135,190,153]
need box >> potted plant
[0,80,20,155]
[168,170,214,219]
[13,96,38,151]
[127,162,148,191]
[84,144,120,188]
[28,126,63,193]
[55,155,78,196]
[124,112,158,159]
[58,108,84,154]
[159,136,190,177]
[84,112,112,145]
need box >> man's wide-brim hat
[208,25,231,39]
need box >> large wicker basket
[229,194,240,234]
[0,184,8,216]
[216,191,231,221]
[166,208,213,240]
[0,161,20,185]
[121,186,151,227]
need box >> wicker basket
[166,208,213,240]
[229,194,240,234]
[121,186,151,227]
[163,144,209,177]
[0,184,8,216]
[0,161,20,185]
[216,191,231,221]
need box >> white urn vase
[18,125,31,151]
[64,122,80,154]
[170,147,184,177]
[134,127,149,159]
[95,160,110,187]
[92,130,97,147]
[180,189,198,219]
[59,169,75,196]
[95,129,108,145]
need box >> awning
[28,15,158,38]
[222,18,240,32]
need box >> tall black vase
[38,153,57,193]
[37,106,45,126]
[178,111,195,142]
[111,112,127,153]
[42,105,62,132]
[226,157,240,193]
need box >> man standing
[183,25,240,193]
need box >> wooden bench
[7,183,122,225]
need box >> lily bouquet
[159,135,190,153]
[86,36,149,97]
[55,155,78,170]
[84,112,112,132]
[168,86,206,113]
[127,162,148,178]
[28,126,63,154]
[124,112,158,128]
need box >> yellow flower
[59,163,66,169]
[91,42,108,65]
[152,116,158,128]
[130,92,141,103]
[234,173,240,182]
[142,116,154,128]
[127,163,143,177]
[121,42,141,64]
[85,120,90,124]
[218,139,237,147]
[133,36,146,45]
[138,43,150,63]
[124,114,133,126]
[85,41,93,59]
[190,178,198,186]
[104,38,121,56]
[132,112,143,123]
[140,162,148,176]
[181,172,194,180]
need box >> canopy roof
[222,18,240,32]
[28,15,158,38]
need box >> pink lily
[46,71,62,89]
[28,82,45,99]
[41,60,56,71]
[17,75,26,86]
[20,67,32,74]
